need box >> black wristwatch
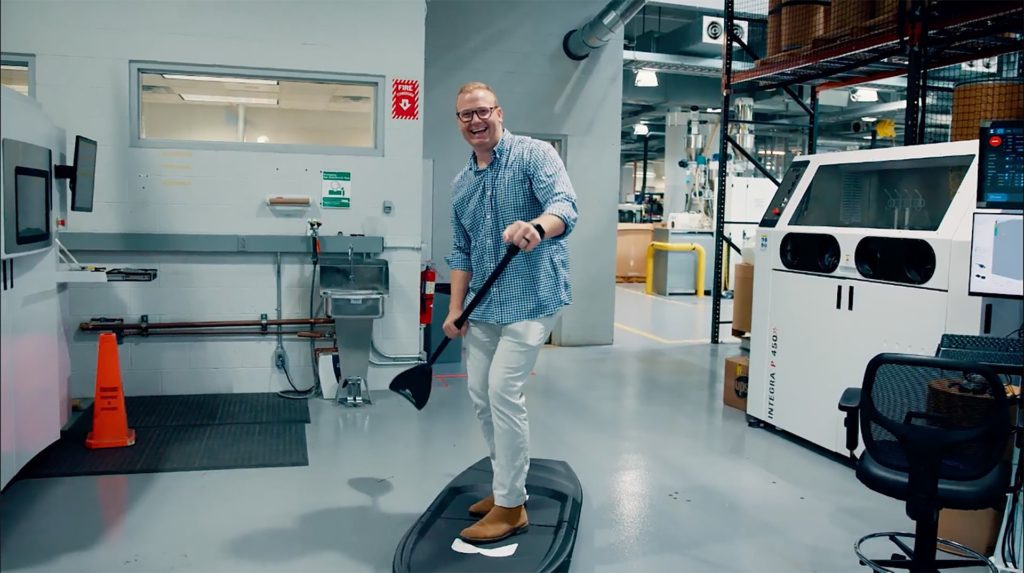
[532,223,546,240]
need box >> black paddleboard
[393,457,583,573]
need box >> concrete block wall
[2,0,427,396]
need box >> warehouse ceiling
[618,4,914,164]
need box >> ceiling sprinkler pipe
[563,0,646,61]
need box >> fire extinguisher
[420,264,436,326]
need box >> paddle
[389,244,521,410]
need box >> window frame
[1,53,36,98]
[129,61,385,156]
[522,132,569,166]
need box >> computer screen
[969,212,1024,299]
[977,120,1023,210]
[71,136,96,212]
[14,167,51,245]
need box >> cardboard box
[724,355,749,411]
[732,262,754,335]
[938,508,1003,556]
[616,223,653,280]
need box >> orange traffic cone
[85,333,136,449]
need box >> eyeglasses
[456,106,497,122]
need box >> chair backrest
[860,353,1011,483]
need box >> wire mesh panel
[866,362,1008,482]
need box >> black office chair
[838,353,1012,573]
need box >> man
[444,82,578,544]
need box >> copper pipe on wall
[115,328,329,338]
[80,317,333,332]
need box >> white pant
[465,314,557,508]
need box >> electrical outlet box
[273,347,289,371]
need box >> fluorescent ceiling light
[861,116,878,122]
[633,123,650,136]
[163,74,278,85]
[851,88,878,102]
[180,94,277,105]
[634,69,658,87]
[1,64,29,71]
[706,107,722,113]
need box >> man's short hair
[456,82,499,105]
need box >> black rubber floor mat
[20,423,308,479]
[110,393,311,427]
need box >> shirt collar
[468,129,511,172]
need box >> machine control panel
[977,120,1023,210]
[759,160,808,228]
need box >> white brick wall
[3,0,427,397]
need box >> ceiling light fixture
[861,116,878,122]
[634,69,658,87]
[706,107,722,113]
[179,94,278,105]
[851,88,878,102]
[163,74,278,85]
[633,123,650,136]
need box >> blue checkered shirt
[445,130,578,325]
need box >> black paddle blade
[389,364,432,410]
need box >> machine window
[789,155,974,231]
[131,62,383,155]
[1,54,34,97]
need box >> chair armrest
[839,387,861,412]
[838,388,861,456]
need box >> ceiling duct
[563,0,647,61]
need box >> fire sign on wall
[392,79,419,120]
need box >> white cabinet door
[766,271,851,453]
[826,280,948,453]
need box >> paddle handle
[427,244,520,366]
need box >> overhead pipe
[563,0,646,61]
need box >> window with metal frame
[1,54,35,98]
[130,62,384,155]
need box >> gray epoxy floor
[0,285,916,573]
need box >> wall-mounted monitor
[71,136,96,212]
[54,135,97,212]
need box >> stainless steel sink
[318,256,389,294]
[318,256,390,406]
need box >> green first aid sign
[322,171,352,208]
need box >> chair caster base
[855,531,997,573]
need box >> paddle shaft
[427,244,520,366]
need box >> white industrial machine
[0,86,71,489]
[746,139,1024,457]
[0,87,97,489]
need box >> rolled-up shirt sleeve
[445,205,473,272]
[530,142,578,238]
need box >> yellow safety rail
[645,242,706,298]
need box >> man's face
[456,89,503,151]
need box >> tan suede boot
[468,494,494,517]
[459,504,529,544]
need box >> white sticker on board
[450,538,519,558]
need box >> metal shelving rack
[711,0,1024,343]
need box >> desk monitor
[969,212,1024,299]
[71,136,96,212]
[977,120,1023,210]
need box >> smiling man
[444,82,578,544]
